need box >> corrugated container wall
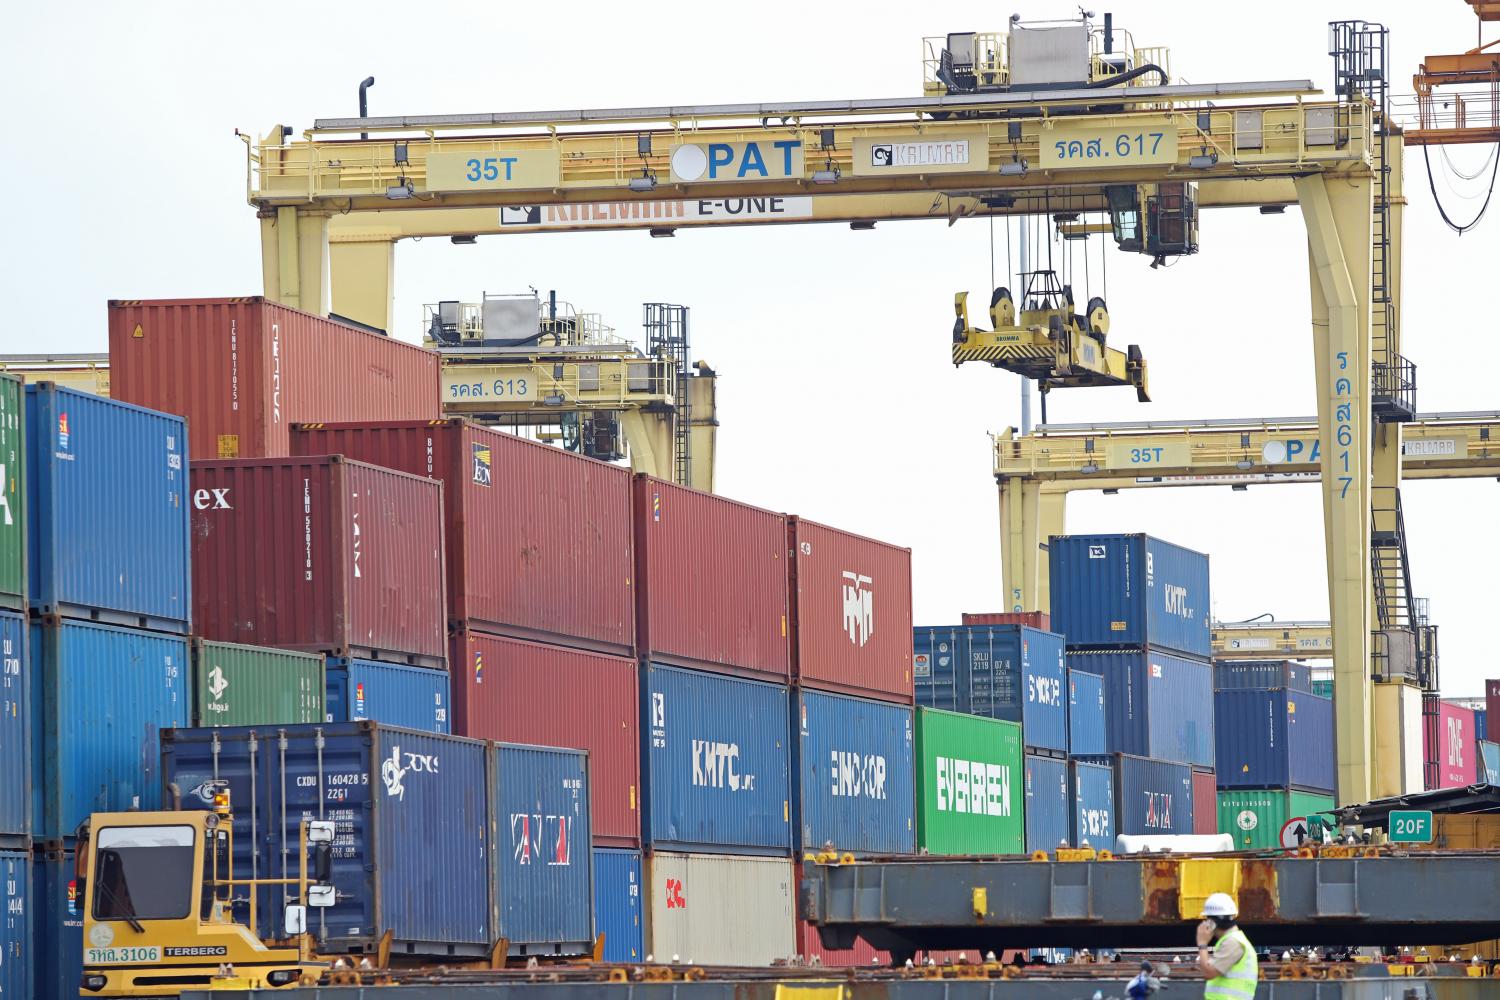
[107,297,441,460]
[1067,648,1214,766]
[292,421,634,653]
[913,625,1067,754]
[32,620,188,840]
[962,611,1050,630]
[324,658,450,733]
[0,850,29,999]
[190,456,446,666]
[1213,689,1336,792]
[162,723,492,957]
[794,689,914,855]
[788,518,913,702]
[191,639,324,727]
[1049,534,1211,658]
[1477,709,1487,743]
[914,708,1024,855]
[1067,668,1106,757]
[1070,759,1115,849]
[1426,701,1478,788]
[451,630,639,846]
[1481,740,1500,784]
[645,852,795,965]
[32,844,80,1000]
[1488,680,1500,735]
[1098,754,1195,837]
[1191,769,1217,835]
[1217,789,1336,850]
[1214,660,1312,692]
[0,375,24,610]
[641,664,791,853]
[491,743,595,955]
[0,612,26,837]
[797,919,888,967]
[634,478,789,680]
[1025,753,1071,851]
[26,385,190,631]
[593,848,644,963]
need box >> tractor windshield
[92,825,197,921]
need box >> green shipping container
[1311,679,1333,698]
[0,374,23,608]
[1217,788,1336,850]
[915,707,1024,855]
[192,639,325,726]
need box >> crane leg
[260,207,330,318]
[1297,173,1374,806]
[329,239,396,334]
[619,409,674,483]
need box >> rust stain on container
[1142,859,1181,921]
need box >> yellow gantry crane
[245,14,1401,804]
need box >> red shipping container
[961,611,1051,630]
[1488,679,1500,733]
[190,455,447,666]
[450,628,639,846]
[796,919,889,967]
[1425,700,1479,789]
[109,297,441,460]
[1191,768,1217,836]
[634,477,790,680]
[788,517,912,703]
[293,420,634,654]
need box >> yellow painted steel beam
[1211,622,1333,660]
[440,356,675,414]
[686,367,718,494]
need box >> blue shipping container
[1049,534,1211,658]
[1024,753,1070,852]
[1214,660,1312,693]
[0,850,28,1000]
[1476,710,1487,744]
[1068,648,1214,767]
[325,658,450,733]
[492,743,594,955]
[1480,740,1500,784]
[794,689,914,855]
[32,620,189,840]
[162,722,494,957]
[1067,668,1106,757]
[1092,754,1195,837]
[0,612,27,837]
[642,664,791,853]
[1214,688,1336,792]
[1071,759,1115,849]
[913,625,1068,753]
[32,846,79,1000]
[26,385,190,632]
[593,847,644,963]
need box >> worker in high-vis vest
[1194,893,1258,1000]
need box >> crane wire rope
[1421,139,1500,233]
[1441,143,1498,182]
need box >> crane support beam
[1211,621,1334,659]
[440,356,675,415]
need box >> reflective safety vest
[1204,926,1258,1000]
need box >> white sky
[3,2,1496,695]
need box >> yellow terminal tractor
[75,784,330,995]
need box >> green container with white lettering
[0,374,24,609]
[191,639,325,727]
[1216,788,1336,850]
[915,707,1024,855]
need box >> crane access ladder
[644,303,693,488]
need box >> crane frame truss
[250,79,1388,802]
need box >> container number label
[87,946,161,964]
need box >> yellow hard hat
[1201,893,1239,918]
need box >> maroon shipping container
[293,419,634,654]
[190,455,447,666]
[1488,679,1500,734]
[1191,768,1217,836]
[634,477,790,680]
[788,518,913,703]
[109,297,441,460]
[961,611,1051,630]
[450,628,639,846]
[797,919,889,967]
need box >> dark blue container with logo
[1049,534,1210,658]
[162,722,494,958]
[1214,660,1312,693]
[794,689,914,855]
[1070,759,1115,849]
[593,847,644,963]
[1085,753,1195,837]
[1213,688,1336,792]
[641,663,791,854]
[1067,668,1106,757]
[0,611,27,839]
[26,385,191,633]
[1024,753,1071,852]
[33,844,80,1000]
[0,848,29,1000]
[1067,648,1214,766]
[325,657,449,733]
[913,625,1068,753]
